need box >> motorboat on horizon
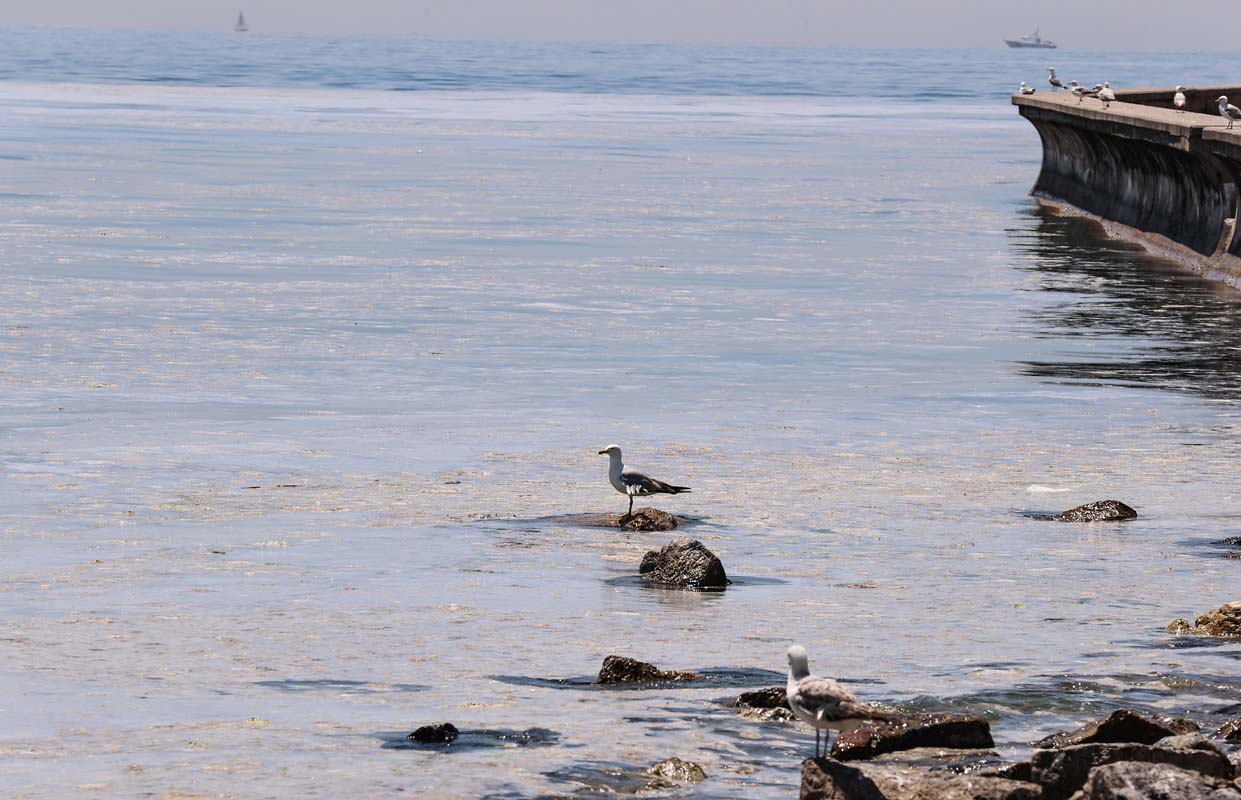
[1004,29,1056,49]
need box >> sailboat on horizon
[234,11,248,32]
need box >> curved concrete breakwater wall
[1013,86,1241,286]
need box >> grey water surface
[2,30,1241,799]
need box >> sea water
[2,27,1241,798]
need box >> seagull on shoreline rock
[1174,86,1186,112]
[1218,96,1241,129]
[1048,67,1063,92]
[786,645,899,758]
[598,445,691,517]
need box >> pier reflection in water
[1011,207,1241,402]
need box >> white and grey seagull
[786,644,899,758]
[1174,86,1186,112]
[597,444,691,517]
[1019,81,1036,96]
[1072,82,1098,103]
[1047,67,1063,92]
[1218,95,1241,129]
[1097,82,1116,108]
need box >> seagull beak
[597,449,607,455]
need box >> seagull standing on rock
[1219,96,1241,129]
[598,444,691,517]
[786,644,899,758]
[1047,67,1063,91]
[1174,86,1186,112]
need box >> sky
[0,0,1232,49]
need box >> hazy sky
[0,0,1232,49]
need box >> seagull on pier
[1072,82,1098,103]
[1218,96,1241,129]
[597,444,691,517]
[786,645,899,758]
[1097,82,1116,108]
[1019,81,1036,95]
[1174,86,1186,112]
[1048,67,1063,92]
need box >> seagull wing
[794,676,896,722]
[619,469,691,495]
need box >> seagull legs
[815,727,822,758]
[627,494,634,516]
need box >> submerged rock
[1034,709,1198,749]
[646,757,707,785]
[1036,500,1137,522]
[560,510,689,529]
[1070,761,1241,800]
[734,686,790,709]
[799,757,1040,800]
[1216,536,1241,547]
[596,655,701,685]
[732,685,795,722]
[620,507,679,531]
[830,713,994,761]
[1167,602,1241,637]
[408,722,459,744]
[638,537,729,589]
[1030,740,1233,800]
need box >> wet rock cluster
[408,722,458,744]
[731,685,795,721]
[596,655,702,685]
[829,713,994,761]
[799,708,1241,800]
[638,536,729,589]
[1168,601,1241,637]
[619,507,680,531]
[1033,500,1138,522]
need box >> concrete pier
[1013,86,1241,286]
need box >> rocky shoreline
[405,512,1241,797]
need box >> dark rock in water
[1190,602,1241,636]
[1071,761,1241,800]
[1216,536,1241,547]
[646,757,707,785]
[1168,617,1194,634]
[409,722,458,744]
[638,537,729,589]
[1215,717,1241,742]
[620,507,679,531]
[1030,741,1233,800]
[732,685,794,721]
[560,511,690,529]
[1034,709,1198,749]
[1036,500,1137,522]
[830,713,994,761]
[799,757,1040,800]
[733,686,790,709]
[1167,602,1241,637]
[596,655,701,685]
